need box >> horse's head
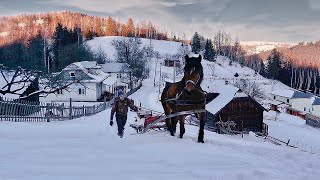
[183,54,203,92]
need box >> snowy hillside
[87,36,185,59]
[1,37,319,180]
[241,41,297,54]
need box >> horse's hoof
[170,133,175,136]
[179,135,183,139]
[197,140,205,143]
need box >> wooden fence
[0,97,109,122]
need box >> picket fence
[0,97,110,122]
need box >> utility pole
[158,62,162,98]
[173,60,176,83]
[154,58,158,86]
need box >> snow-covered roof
[73,61,100,69]
[270,89,312,99]
[101,63,128,73]
[103,76,117,86]
[270,89,295,98]
[62,61,109,83]
[187,53,201,58]
[86,71,109,83]
[234,90,248,98]
[206,85,239,115]
[313,98,320,106]
[292,91,313,99]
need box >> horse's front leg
[198,112,205,143]
[179,115,185,139]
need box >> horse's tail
[160,83,171,102]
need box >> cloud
[309,0,320,10]
[42,0,155,14]
[1,0,320,42]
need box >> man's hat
[118,90,126,97]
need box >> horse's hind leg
[179,115,185,139]
[172,116,178,134]
[197,112,205,143]
[162,103,175,136]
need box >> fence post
[0,100,2,121]
[46,103,50,122]
[82,105,85,116]
[286,139,291,146]
[69,98,72,119]
[93,105,96,114]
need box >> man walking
[110,91,138,138]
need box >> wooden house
[270,89,313,119]
[163,58,181,67]
[206,86,266,132]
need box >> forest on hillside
[246,42,320,94]
[0,11,173,47]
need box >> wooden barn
[206,86,266,132]
[163,58,181,67]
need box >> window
[117,73,122,79]
[274,96,276,100]
[57,89,63,95]
[78,88,85,95]
[287,99,289,103]
[69,72,75,78]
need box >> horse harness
[160,87,207,106]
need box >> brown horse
[160,55,206,143]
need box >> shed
[206,86,266,132]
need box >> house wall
[216,97,264,132]
[272,95,292,105]
[40,82,98,102]
[109,72,128,82]
[96,82,105,100]
[291,98,312,112]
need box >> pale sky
[1,0,320,43]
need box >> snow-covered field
[264,111,320,152]
[241,41,297,54]
[1,78,320,180]
[87,36,184,60]
[1,37,320,180]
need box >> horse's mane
[182,59,203,86]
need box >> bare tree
[0,66,84,99]
[234,79,265,99]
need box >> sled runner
[130,109,206,134]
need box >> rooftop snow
[63,61,109,83]
[270,89,312,99]
[234,90,248,98]
[270,89,295,98]
[73,61,100,69]
[103,76,117,86]
[312,98,320,105]
[206,85,239,115]
[101,63,128,73]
